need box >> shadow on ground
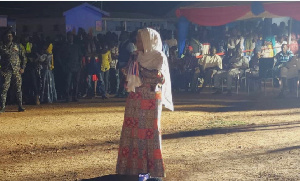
[81,174,138,181]
[163,120,300,140]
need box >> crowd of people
[1,18,300,113]
[0,27,138,112]
[174,19,300,97]
[0,24,180,112]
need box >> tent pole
[288,17,292,48]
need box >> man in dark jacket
[0,29,26,113]
[61,32,83,102]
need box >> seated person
[182,46,198,91]
[198,46,222,90]
[245,51,260,91]
[274,44,295,97]
[274,35,287,55]
[261,37,274,58]
[246,51,260,78]
[213,48,249,95]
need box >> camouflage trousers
[0,70,22,107]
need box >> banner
[0,16,7,27]
[96,20,102,31]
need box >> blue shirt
[275,50,294,66]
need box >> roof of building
[63,2,110,17]
[107,11,164,20]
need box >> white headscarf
[137,28,174,111]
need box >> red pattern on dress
[116,86,165,177]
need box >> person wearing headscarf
[116,28,173,178]
[37,43,57,103]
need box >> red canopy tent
[175,1,300,57]
[176,1,300,26]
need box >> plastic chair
[258,57,275,95]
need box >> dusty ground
[1,88,300,181]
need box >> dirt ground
[1,88,300,181]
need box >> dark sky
[0,1,183,17]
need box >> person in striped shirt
[274,44,294,97]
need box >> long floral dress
[38,54,57,103]
[116,65,166,177]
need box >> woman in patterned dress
[116,28,174,179]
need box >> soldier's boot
[17,94,25,112]
[18,104,25,112]
[0,106,5,113]
[0,98,5,113]
[35,95,40,105]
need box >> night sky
[0,1,183,17]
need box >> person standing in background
[100,42,111,99]
[109,38,119,94]
[116,31,137,98]
[61,32,83,102]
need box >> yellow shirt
[26,42,32,54]
[46,43,54,70]
[261,45,274,58]
[101,50,111,72]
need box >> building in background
[63,2,109,35]
[16,17,65,39]
[63,2,177,37]
[102,11,177,35]
[1,2,178,39]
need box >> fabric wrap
[129,28,174,111]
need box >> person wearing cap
[0,29,26,113]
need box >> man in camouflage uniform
[0,30,26,113]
